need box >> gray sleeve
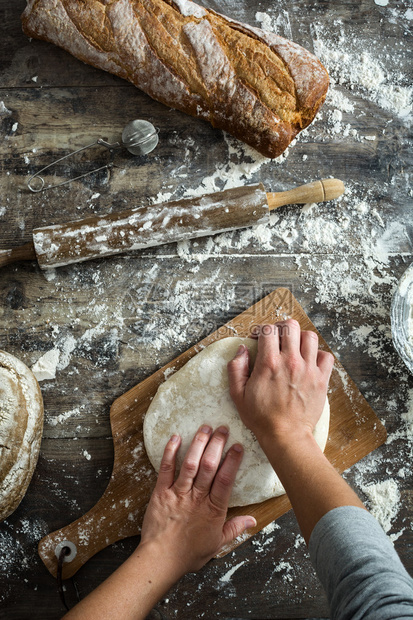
[308,506,413,620]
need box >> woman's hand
[64,427,255,620]
[139,425,256,580]
[227,320,334,446]
[226,320,364,545]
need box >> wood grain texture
[38,288,386,579]
[20,0,329,158]
[31,184,269,268]
[0,241,36,268]
[266,179,345,211]
[1,0,412,618]
[1,180,344,269]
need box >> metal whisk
[27,119,159,192]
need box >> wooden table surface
[1,1,412,619]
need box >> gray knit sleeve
[308,506,413,620]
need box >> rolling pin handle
[0,241,36,268]
[266,178,345,211]
[321,178,346,201]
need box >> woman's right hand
[227,320,334,447]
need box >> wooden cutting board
[38,288,387,579]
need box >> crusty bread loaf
[21,0,329,158]
[0,351,44,522]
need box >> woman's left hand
[63,426,256,620]
[139,425,256,579]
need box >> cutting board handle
[38,486,139,579]
[266,178,345,211]
[0,241,36,268]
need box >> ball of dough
[0,350,44,522]
[143,337,329,507]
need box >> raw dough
[143,337,330,507]
[0,350,44,521]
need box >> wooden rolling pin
[0,179,344,270]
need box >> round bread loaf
[0,350,44,522]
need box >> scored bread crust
[0,351,44,522]
[21,0,329,158]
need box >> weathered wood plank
[0,83,411,260]
[1,0,412,618]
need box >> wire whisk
[27,119,159,192]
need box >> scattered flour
[43,268,57,281]
[402,388,413,435]
[274,560,294,579]
[0,516,49,588]
[0,101,12,115]
[220,560,246,583]
[150,190,174,205]
[2,5,411,607]
[47,406,84,427]
[183,135,272,198]
[361,479,400,533]
[261,521,280,535]
[30,335,80,382]
[313,28,412,121]
[255,10,292,39]
[31,348,60,381]
[57,334,77,370]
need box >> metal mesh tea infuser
[27,119,159,192]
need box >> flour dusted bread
[0,351,44,522]
[21,0,329,158]
[143,337,330,507]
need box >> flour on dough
[143,337,330,507]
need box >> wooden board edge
[104,288,388,559]
[109,288,292,418]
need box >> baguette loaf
[0,351,44,522]
[21,0,328,159]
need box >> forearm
[310,506,413,619]
[259,430,365,544]
[63,541,179,620]
[63,425,252,620]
